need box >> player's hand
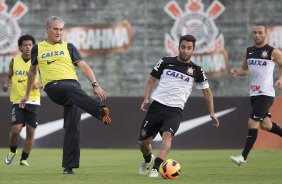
[32,83,42,89]
[3,84,10,92]
[19,95,29,109]
[140,99,150,112]
[275,78,282,89]
[93,86,107,101]
[210,113,219,128]
[230,68,238,77]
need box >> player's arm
[77,60,107,101]
[19,65,38,108]
[201,88,219,128]
[68,43,107,101]
[140,58,164,111]
[32,71,43,90]
[231,49,248,77]
[272,48,282,89]
[3,58,14,92]
[140,76,157,112]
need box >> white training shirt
[150,56,209,109]
[246,44,275,97]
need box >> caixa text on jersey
[166,70,191,82]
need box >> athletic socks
[21,151,29,161]
[269,122,282,137]
[10,145,17,153]
[242,128,258,160]
[152,157,164,171]
[143,153,152,163]
[241,123,282,160]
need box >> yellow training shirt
[37,41,78,87]
[10,56,40,104]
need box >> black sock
[242,129,258,160]
[143,153,152,163]
[269,122,282,137]
[10,145,17,153]
[21,151,29,161]
[152,157,164,171]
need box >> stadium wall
[0,97,281,149]
[1,0,282,97]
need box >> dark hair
[179,34,196,48]
[18,34,35,46]
[255,24,267,32]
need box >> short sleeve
[67,43,83,65]
[150,58,165,79]
[31,44,38,66]
[194,67,209,89]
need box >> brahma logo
[0,0,28,76]
[63,20,132,56]
[164,0,228,77]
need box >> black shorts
[139,101,182,141]
[250,95,273,122]
[11,104,39,128]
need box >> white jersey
[247,44,275,97]
[150,56,209,109]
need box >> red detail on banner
[0,0,7,11]
[165,1,183,20]
[186,0,202,11]
[206,1,225,19]
[9,1,28,20]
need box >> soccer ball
[159,159,181,179]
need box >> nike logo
[18,79,27,83]
[19,107,236,140]
[169,64,175,66]
[153,107,236,141]
[249,52,253,55]
[19,113,92,140]
[47,60,57,65]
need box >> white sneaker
[139,154,155,175]
[5,151,17,165]
[149,169,159,178]
[230,155,246,166]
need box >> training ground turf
[0,149,281,184]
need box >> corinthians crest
[164,0,228,77]
[0,0,28,54]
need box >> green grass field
[0,149,281,184]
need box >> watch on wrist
[91,81,99,88]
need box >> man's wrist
[91,81,99,88]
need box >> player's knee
[162,131,172,138]
[10,127,21,136]
[162,132,172,143]
[260,123,270,131]
[26,131,35,140]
